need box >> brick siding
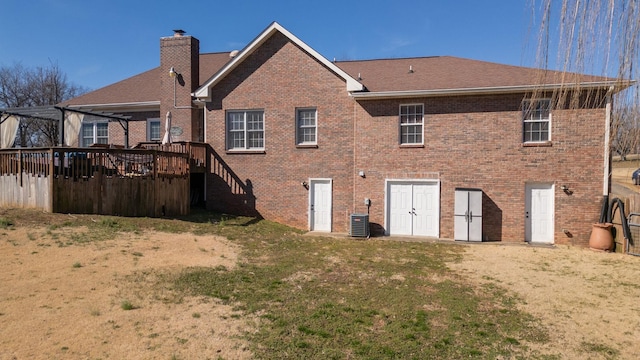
[107,111,161,146]
[354,95,606,245]
[201,32,608,246]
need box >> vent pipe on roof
[409,65,414,73]
[173,29,186,37]
[229,50,239,58]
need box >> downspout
[202,102,207,143]
[603,86,614,196]
[353,99,357,214]
[202,102,207,209]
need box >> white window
[227,110,264,150]
[523,99,551,142]
[296,108,317,145]
[399,104,424,145]
[147,118,161,141]
[81,122,108,147]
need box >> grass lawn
[0,209,549,359]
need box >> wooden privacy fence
[0,147,190,217]
[610,192,640,254]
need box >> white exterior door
[525,183,554,243]
[387,181,440,237]
[309,179,332,232]
[389,183,413,235]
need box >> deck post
[96,151,103,214]
[124,121,129,149]
[18,149,22,186]
[48,148,54,212]
[58,108,65,146]
[153,150,158,216]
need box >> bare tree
[612,105,640,160]
[530,0,639,155]
[0,62,89,147]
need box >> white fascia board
[349,81,626,100]
[193,22,363,100]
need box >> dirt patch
[0,227,252,360]
[4,222,640,359]
[449,243,640,359]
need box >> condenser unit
[350,214,370,238]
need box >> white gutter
[603,86,614,196]
[349,81,625,100]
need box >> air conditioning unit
[350,214,370,238]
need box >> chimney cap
[172,29,186,37]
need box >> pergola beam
[0,105,133,148]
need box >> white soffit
[193,22,364,100]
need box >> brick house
[64,22,624,246]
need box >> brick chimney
[160,29,201,142]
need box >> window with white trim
[296,108,317,145]
[147,118,161,141]
[523,99,551,142]
[81,122,108,147]
[226,110,264,150]
[399,104,424,145]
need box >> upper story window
[399,104,424,145]
[227,110,264,151]
[523,99,551,143]
[147,118,161,141]
[296,108,317,145]
[81,122,108,147]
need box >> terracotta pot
[589,223,614,252]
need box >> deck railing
[0,147,189,179]
[136,141,207,171]
[0,149,52,176]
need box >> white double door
[387,181,440,237]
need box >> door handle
[525,211,529,219]
[311,204,314,211]
[469,211,472,223]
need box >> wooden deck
[0,147,191,217]
[135,142,208,173]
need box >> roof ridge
[199,51,233,56]
[335,56,444,63]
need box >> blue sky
[0,0,539,91]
